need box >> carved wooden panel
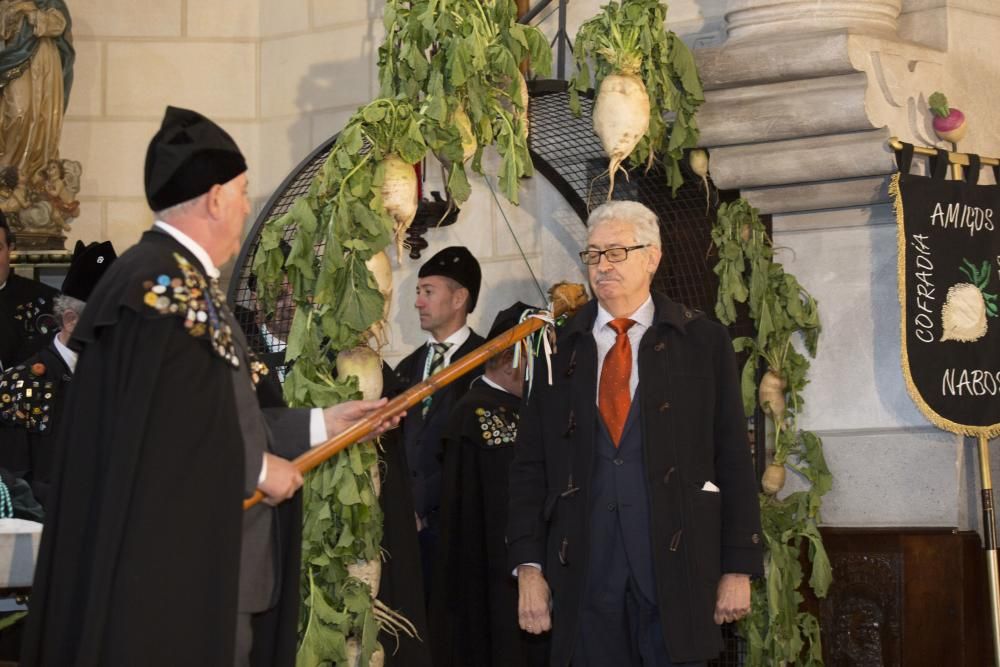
[820,552,902,666]
[806,529,992,667]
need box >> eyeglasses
[579,244,649,265]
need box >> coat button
[751,533,760,544]
[614,458,624,466]
[654,342,665,352]
[607,503,617,511]
[659,401,670,411]
[684,310,693,318]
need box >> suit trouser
[572,520,704,667]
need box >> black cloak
[0,274,58,372]
[20,231,249,666]
[429,378,548,667]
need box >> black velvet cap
[62,240,117,301]
[486,301,537,340]
[144,106,247,212]
[418,246,482,312]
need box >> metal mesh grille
[228,138,337,376]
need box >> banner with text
[893,143,1000,437]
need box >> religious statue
[0,0,77,250]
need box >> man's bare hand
[259,453,303,506]
[714,573,751,624]
[323,398,403,439]
[517,565,552,635]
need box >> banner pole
[977,434,1000,666]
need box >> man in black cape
[0,239,116,505]
[0,213,59,371]
[378,245,484,665]
[391,246,484,579]
[20,106,398,667]
[430,301,549,667]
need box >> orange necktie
[599,318,636,446]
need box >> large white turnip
[758,369,787,421]
[336,345,384,401]
[380,154,418,264]
[593,72,650,199]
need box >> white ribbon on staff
[512,308,556,397]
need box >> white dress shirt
[53,334,78,373]
[423,324,471,378]
[592,294,655,403]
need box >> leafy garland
[568,0,704,194]
[255,99,436,666]
[711,199,833,665]
[253,5,552,664]
[378,0,552,204]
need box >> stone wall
[58,0,1000,532]
[61,1,384,250]
[695,0,1000,534]
[58,0,586,369]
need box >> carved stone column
[725,0,903,41]
[694,0,944,218]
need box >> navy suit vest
[587,397,657,603]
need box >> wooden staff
[244,283,588,510]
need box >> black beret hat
[62,240,117,302]
[144,106,247,212]
[418,246,482,312]
[486,301,538,340]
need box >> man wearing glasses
[507,200,763,666]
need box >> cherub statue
[0,166,31,230]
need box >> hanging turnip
[689,149,710,213]
[569,0,704,196]
[336,345,384,401]
[929,91,967,143]
[761,463,786,495]
[594,70,651,199]
[346,638,385,667]
[758,369,787,421]
[347,559,382,598]
[380,154,419,264]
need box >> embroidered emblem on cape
[475,405,518,448]
[13,297,55,337]
[142,253,240,368]
[0,364,56,433]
